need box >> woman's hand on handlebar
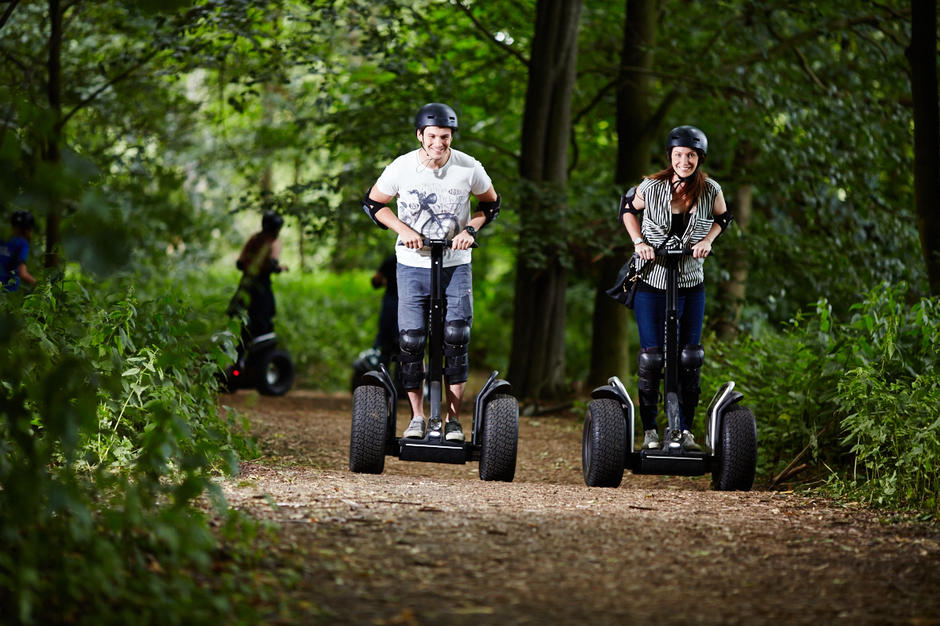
[451,230,476,251]
[691,238,713,259]
[635,242,655,261]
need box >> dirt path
[219,390,939,625]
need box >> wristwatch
[632,236,645,245]
[464,225,477,239]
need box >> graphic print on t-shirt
[399,183,463,240]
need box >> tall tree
[508,0,582,401]
[587,0,665,386]
[908,0,940,295]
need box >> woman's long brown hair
[648,158,707,213]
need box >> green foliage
[833,290,940,512]
[704,283,940,512]
[274,270,379,389]
[0,271,269,624]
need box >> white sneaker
[444,419,465,442]
[403,416,426,439]
[642,429,660,450]
[680,430,702,451]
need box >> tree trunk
[43,0,62,268]
[907,0,940,295]
[508,0,582,402]
[587,0,659,386]
[714,182,752,339]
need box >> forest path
[219,390,939,625]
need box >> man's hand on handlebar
[398,227,424,249]
[451,230,476,251]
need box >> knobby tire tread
[479,394,518,482]
[349,385,388,474]
[582,399,626,488]
[713,404,757,491]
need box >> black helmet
[666,125,708,159]
[11,210,35,231]
[414,103,458,131]
[261,211,283,233]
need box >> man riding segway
[350,103,518,481]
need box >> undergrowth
[0,271,282,624]
[705,282,939,514]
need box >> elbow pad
[715,210,734,232]
[479,193,500,226]
[362,187,389,230]
[619,187,641,223]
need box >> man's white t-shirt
[375,148,492,268]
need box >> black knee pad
[637,347,664,401]
[443,320,470,384]
[398,329,426,390]
[680,344,704,370]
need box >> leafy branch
[453,0,530,68]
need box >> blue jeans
[633,288,706,431]
[633,289,705,350]
[396,263,473,332]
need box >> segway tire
[711,403,757,491]
[582,398,626,488]
[256,349,294,396]
[349,384,389,474]
[479,393,518,482]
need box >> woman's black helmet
[262,211,283,233]
[414,103,458,131]
[666,125,708,160]
[11,210,35,231]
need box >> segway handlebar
[654,247,711,257]
[420,237,479,249]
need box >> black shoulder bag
[605,253,653,309]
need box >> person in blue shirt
[0,210,37,292]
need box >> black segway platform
[350,239,519,481]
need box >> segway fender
[590,385,622,403]
[472,371,513,446]
[705,381,744,450]
[590,376,635,453]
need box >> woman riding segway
[619,125,734,451]
[582,125,755,490]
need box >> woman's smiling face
[671,146,699,178]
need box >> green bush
[833,288,939,512]
[705,283,939,513]
[0,272,270,624]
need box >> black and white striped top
[635,176,722,290]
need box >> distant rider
[229,211,286,354]
[1,210,37,292]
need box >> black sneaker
[444,419,465,442]
[680,430,702,452]
[403,416,426,439]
